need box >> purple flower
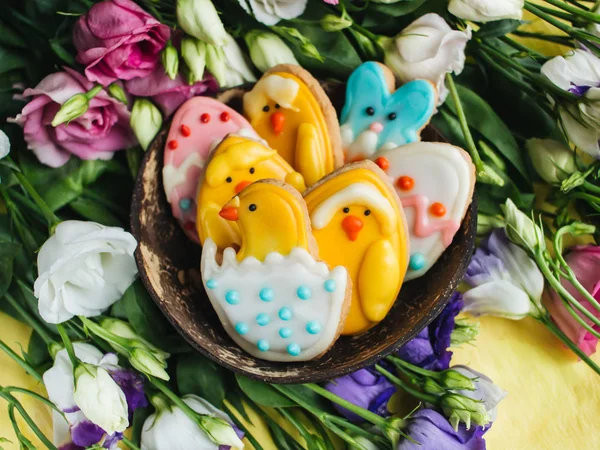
[568,83,592,96]
[71,420,105,447]
[398,409,487,450]
[109,367,148,418]
[324,368,396,423]
[397,292,464,371]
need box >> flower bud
[450,319,479,346]
[162,41,180,80]
[181,37,207,84]
[320,14,352,32]
[245,30,299,73]
[476,214,505,236]
[440,394,489,430]
[199,416,245,448]
[176,0,228,47]
[351,29,380,60]
[131,99,163,151]
[567,222,597,236]
[440,369,476,391]
[107,84,128,105]
[382,417,404,448]
[526,139,577,184]
[51,94,89,127]
[130,348,170,380]
[423,378,446,395]
[205,44,227,86]
[502,198,545,252]
[561,171,586,193]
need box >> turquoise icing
[179,198,192,211]
[409,253,426,271]
[225,290,240,305]
[324,279,336,293]
[340,61,436,148]
[297,286,311,300]
[256,313,270,326]
[287,343,301,356]
[278,307,293,321]
[279,327,292,338]
[206,279,217,289]
[306,321,321,335]
[235,322,248,335]
[257,339,270,352]
[259,287,274,302]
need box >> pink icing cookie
[162,97,259,242]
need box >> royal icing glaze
[163,97,260,242]
[304,165,409,335]
[243,72,336,186]
[196,136,306,251]
[340,62,437,161]
[372,142,475,280]
[201,181,349,362]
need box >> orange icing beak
[235,180,252,194]
[342,215,364,241]
[270,111,285,135]
[219,206,239,221]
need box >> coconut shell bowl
[130,81,477,384]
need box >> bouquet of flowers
[1,0,599,448]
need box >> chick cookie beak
[219,206,239,221]
[342,215,364,241]
[270,111,285,135]
[235,180,252,194]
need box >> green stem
[56,324,77,368]
[85,85,103,100]
[12,168,60,230]
[525,2,600,44]
[513,30,577,47]
[0,339,42,382]
[8,404,36,450]
[223,403,266,450]
[386,355,442,379]
[2,387,63,416]
[569,192,600,212]
[583,181,600,194]
[276,408,317,448]
[4,292,54,345]
[122,436,142,450]
[375,365,439,404]
[499,36,547,60]
[543,0,600,21]
[532,2,582,21]
[478,49,542,97]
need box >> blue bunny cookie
[340,62,437,162]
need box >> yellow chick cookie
[196,135,305,251]
[304,161,410,335]
[243,64,343,187]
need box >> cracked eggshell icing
[340,61,437,161]
[162,97,259,242]
[372,142,475,280]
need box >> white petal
[463,280,533,319]
[0,130,10,159]
[559,105,600,156]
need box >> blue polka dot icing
[306,321,321,335]
[235,322,248,335]
[259,287,274,302]
[279,327,292,338]
[278,307,293,321]
[287,343,301,356]
[409,253,426,271]
[324,279,336,293]
[297,286,311,300]
[225,290,240,305]
[179,198,192,211]
[206,279,217,290]
[256,313,270,326]
[257,339,270,352]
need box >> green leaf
[131,406,152,446]
[475,20,524,39]
[0,19,26,48]
[0,241,20,296]
[25,331,50,367]
[236,375,296,408]
[445,84,530,181]
[0,48,28,76]
[69,197,123,227]
[176,353,227,407]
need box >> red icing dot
[220,111,230,122]
[430,202,446,217]
[184,221,196,231]
[374,156,389,171]
[180,124,191,137]
[200,113,210,123]
[396,176,414,191]
[168,140,178,150]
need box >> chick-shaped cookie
[243,64,343,187]
[196,135,305,251]
[201,180,351,362]
[304,161,410,335]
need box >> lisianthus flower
[397,292,464,370]
[237,0,307,26]
[0,130,9,159]
[451,366,507,423]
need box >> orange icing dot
[374,156,389,171]
[200,113,210,123]
[396,176,414,191]
[430,202,446,217]
[180,124,191,137]
[168,140,178,150]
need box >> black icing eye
[249,167,255,174]
[388,112,397,121]
[343,207,350,213]
[226,177,233,183]
[365,107,375,116]
[364,209,371,216]
[249,204,257,212]
[263,105,270,112]
[275,104,281,109]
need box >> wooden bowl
[130,82,477,384]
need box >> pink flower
[547,246,600,356]
[125,66,218,117]
[10,68,135,168]
[73,0,170,86]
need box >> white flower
[541,49,600,156]
[206,33,256,89]
[502,199,545,253]
[448,0,524,22]
[464,228,544,319]
[141,394,243,450]
[451,366,507,422]
[176,0,228,47]
[382,14,471,105]
[0,130,10,159]
[245,30,299,73]
[526,138,577,184]
[237,0,307,26]
[34,220,138,324]
[131,98,163,151]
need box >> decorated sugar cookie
[304,161,410,335]
[201,180,351,362]
[243,64,343,186]
[340,62,437,161]
[372,142,475,280]
[196,135,306,251]
[163,97,260,242]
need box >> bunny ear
[341,62,390,123]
